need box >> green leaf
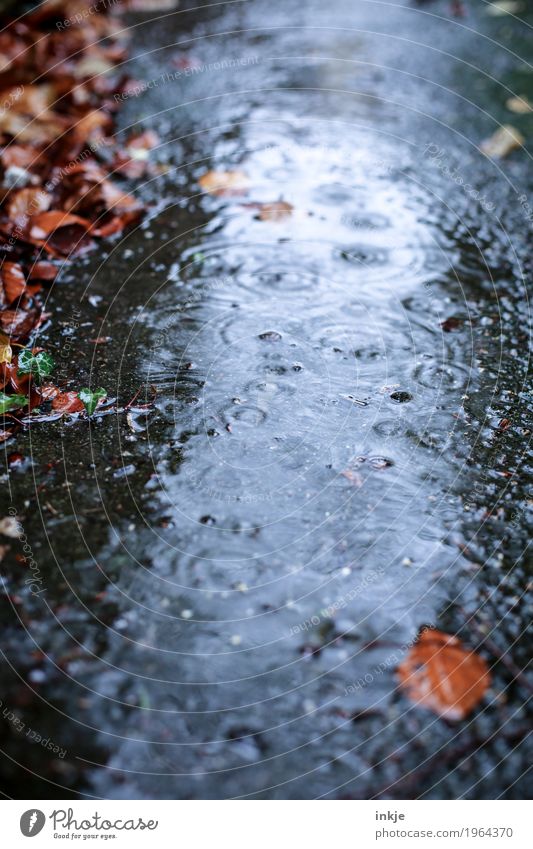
[17,349,55,380]
[0,392,28,414]
[78,387,107,416]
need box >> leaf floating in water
[199,170,250,197]
[341,468,363,487]
[506,95,533,114]
[480,125,524,159]
[397,628,491,720]
[257,201,294,221]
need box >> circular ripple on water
[199,321,333,475]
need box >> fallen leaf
[257,200,294,221]
[0,515,21,537]
[199,170,250,197]
[397,628,491,720]
[17,349,54,380]
[440,316,463,332]
[37,383,60,401]
[52,391,85,414]
[505,95,533,114]
[480,125,525,158]
[78,387,107,416]
[27,211,93,256]
[0,331,12,364]
[0,296,41,341]
[0,391,28,415]
[1,262,26,304]
[29,261,59,281]
[7,188,51,222]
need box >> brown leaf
[440,316,463,332]
[257,201,294,221]
[7,187,51,221]
[480,125,525,159]
[26,211,93,256]
[1,144,39,170]
[0,330,12,364]
[0,297,40,341]
[199,170,250,197]
[397,628,491,720]
[52,391,84,414]
[29,261,59,281]
[1,262,26,304]
[70,109,112,142]
[37,383,60,402]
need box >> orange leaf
[7,187,51,221]
[29,211,91,240]
[37,384,60,402]
[257,200,293,221]
[52,391,84,414]
[199,170,249,197]
[29,261,59,281]
[1,262,26,303]
[397,628,491,720]
[27,211,93,256]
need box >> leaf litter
[0,0,159,439]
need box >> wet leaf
[506,95,533,114]
[480,125,525,158]
[78,387,107,416]
[0,331,12,364]
[27,211,93,256]
[440,316,463,332]
[17,349,54,380]
[257,200,294,221]
[0,296,41,341]
[29,261,59,281]
[37,383,60,402]
[1,262,26,304]
[0,391,28,415]
[52,391,85,414]
[199,170,250,197]
[7,188,51,221]
[397,628,491,720]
